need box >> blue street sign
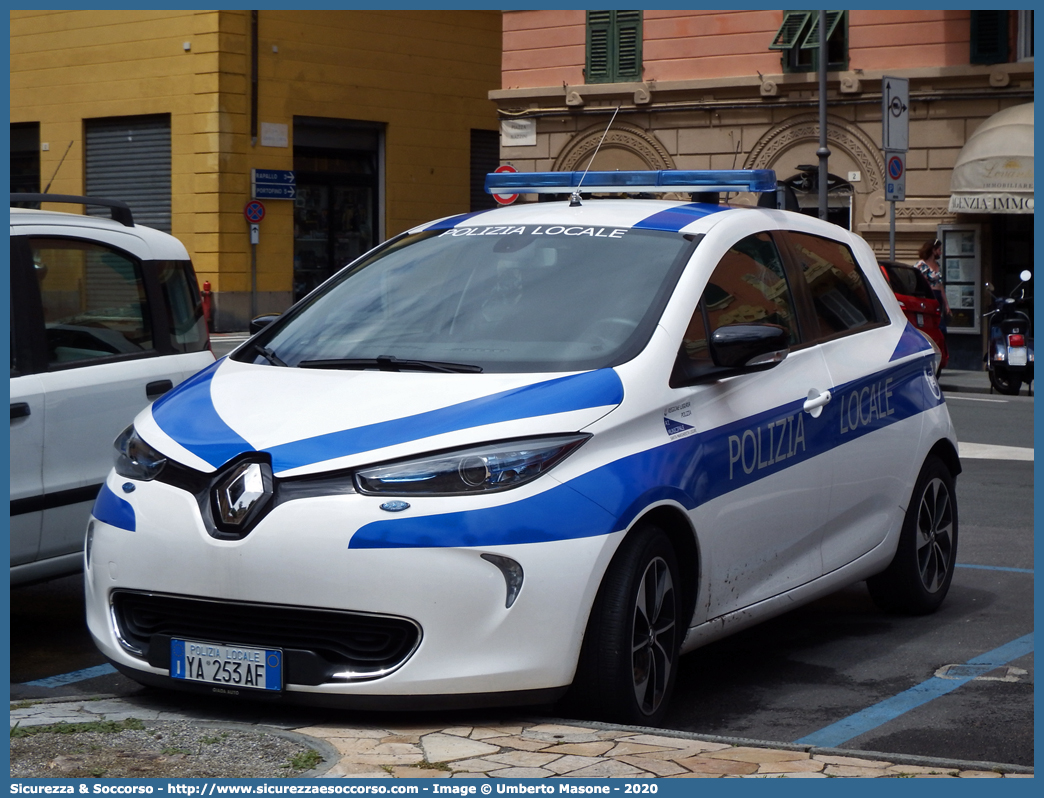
[252,169,296,200]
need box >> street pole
[817,10,830,221]
[890,202,896,261]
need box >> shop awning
[949,102,1033,214]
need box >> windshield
[240,224,695,373]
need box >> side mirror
[249,313,281,335]
[710,323,790,370]
[671,323,790,387]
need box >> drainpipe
[251,10,258,147]
[817,10,830,221]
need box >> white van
[10,194,215,585]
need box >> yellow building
[10,9,502,329]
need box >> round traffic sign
[244,200,266,223]
[492,164,518,205]
[887,155,904,180]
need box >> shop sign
[949,193,1034,214]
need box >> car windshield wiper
[297,355,483,373]
[253,344,287,367]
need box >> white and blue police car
[85,170,958,724]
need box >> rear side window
[156,260,208,353]
[786,231,879,339]
[883,264,933,299]
[30,238,153,367]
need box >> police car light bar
[485,169,777,195]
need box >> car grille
[111,591,421,683]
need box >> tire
[989,368,1022,395]
[867,456,958,615]
[566,524,682,725]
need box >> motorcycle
[984,270,1033,396]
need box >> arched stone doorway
[553,121,674,172]
[743,113,885,229]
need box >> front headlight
[114,425,167,481]
[354,434,590,496]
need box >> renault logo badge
[214,460,273,528]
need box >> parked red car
[879,260,949,373]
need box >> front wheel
[566,524,682,725]
[867,455,958,615]
[989,367,1022,395]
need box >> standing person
[917,239,950,332]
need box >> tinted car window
[679,232,799,373]
[248,227,694,373]
[157,260,208,353]
[881,262,933,299]
[32,238,153,366]
[787,231,878,339]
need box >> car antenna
[42,141,74,194]
[570,106,620,207]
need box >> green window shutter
[587,11,612,82]
[616,11,643,80]
[587,10,642,83]
[970,10,1010,64]
[800,10,844,49]
[770,10,811,49]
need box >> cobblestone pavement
[10,698,1033,779]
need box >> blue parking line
[23,663,117,688]
[795,633,1034,748]
[956,563,1033,574]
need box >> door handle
[10,402,30,420]
[802,389,832,418]
[146,380,174,401]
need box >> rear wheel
[989,368,1022,395]
[868,455,958,615]
[567,524,682,725]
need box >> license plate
[1008,347,1028,367]
[916,313,924,327]
[171,638,282,691]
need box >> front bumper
[85,471,622,703]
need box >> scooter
[984,269,1033,396]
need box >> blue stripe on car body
[889,321,935,361]
[92,483,136,532]
[632,203,728,232]
[151,360,253,469]
[422,209,499,231]
[151,366,625,472]
[264,369,624,473]
[350,355,938,549]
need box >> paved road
[9,382,1033,767]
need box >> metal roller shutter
[85,115,171,232]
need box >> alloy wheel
[631,555,677,716]
[916,477,954,593]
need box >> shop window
[770,10,847,73]
[938,225,982,334]
[292,117,382,303]
[970,11,1009,64]
[586,10,642,84]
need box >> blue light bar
[485,169,777,195]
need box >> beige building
[490,10,1034,369]
[11,9,502,330]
